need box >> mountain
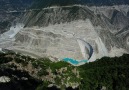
[31,0,81,8]
[0,0,32,11]
[0,0,129,62]
[0,0,32,34]
[31,0,129,9]
[0,0,129,89]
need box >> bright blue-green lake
[63,58,88,65]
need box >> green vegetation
[0,53,13,64]
[78,54,129,90]
[0,50,129,90]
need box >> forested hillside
[79,54,129,90]
[0,51,129,90]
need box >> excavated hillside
[0,5,129,62]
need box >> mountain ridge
[31,0,129,9]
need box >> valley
[0,5,129,65]
[0,0,129,89]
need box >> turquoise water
[63,58,88,65]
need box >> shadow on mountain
[0,68,42,90]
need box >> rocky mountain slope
[0,1,129,63]
[15,5,129,60]
[0,0,32,34]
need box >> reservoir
[63,58,88,65]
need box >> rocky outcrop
[21,6,95,27]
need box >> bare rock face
[21,6,95,27]
[0,5,129,61]
[14,20,100,60]
[0,76,10,83]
